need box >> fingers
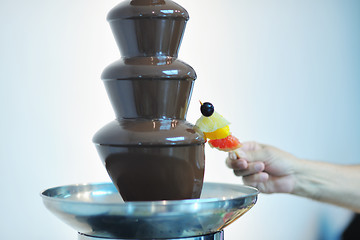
[234,161,265,176]
[236,141,271,165]
[226,142,267,171]
[243,172,269,185]
[226,151,248,169]
[227,158,248,170]
[227,149,266,178]
[242,172,270,192]
[226,143,269,188]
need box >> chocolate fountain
[41,1,258,239]
[92,0,205,201]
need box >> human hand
[226,141,301,194]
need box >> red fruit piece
[208,134,242,152]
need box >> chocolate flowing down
[93,0,205,201]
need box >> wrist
[291,159,325,200]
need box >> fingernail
[259,172,269,182]
[234,170,241,176]
[236,150,246,158]
[254,163,263,172]
[229,152,237,160]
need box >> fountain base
[41,182,257,239]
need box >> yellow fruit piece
[204,125,230,140]
[195,111,230,133]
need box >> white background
[1,0,359,239]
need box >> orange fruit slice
[208,134,242,152]
[204,125,230,140]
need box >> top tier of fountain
[102,0,196,120]
[108,0,188,58]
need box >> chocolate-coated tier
[93,119,205,146]
[107,0,189,21]
[107,0,189,58]
[102,57,196,120]
[102,57,196,80]
[95,144,205,201]
[93,119,205,201]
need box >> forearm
[293,160,360,213]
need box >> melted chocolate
[103,145,204,201]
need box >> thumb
[236,141,269,163]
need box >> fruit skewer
[195,102,242,156]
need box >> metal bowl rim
[40,181,259,206]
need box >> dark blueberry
[201,102,214,117]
